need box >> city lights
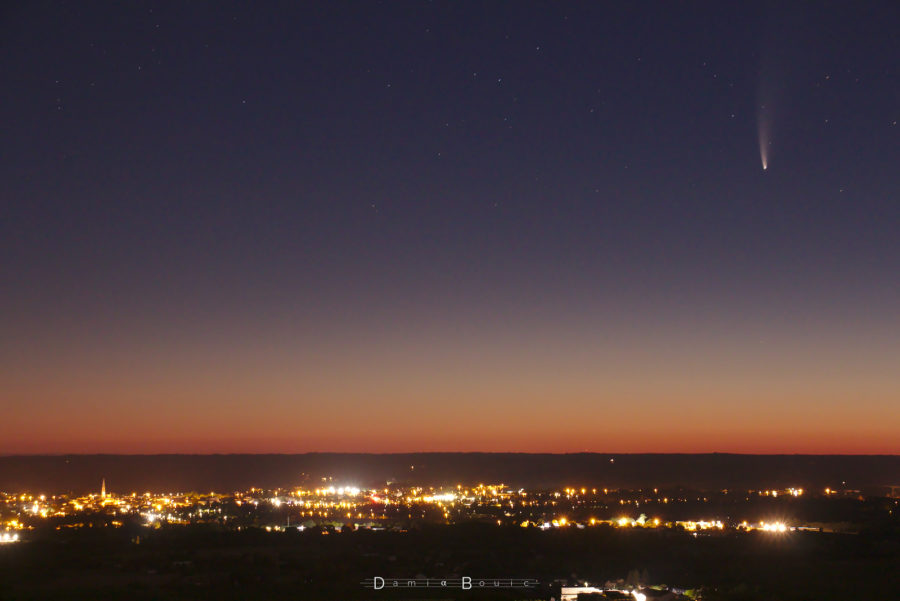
[0,482,867,541]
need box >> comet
[758,102,771,171]
[757,33,776,172]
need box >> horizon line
[2,451,899,458]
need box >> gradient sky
[2,1,898,454]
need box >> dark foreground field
[1,523,899,601]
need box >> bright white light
[431,493,456,502]
[760,521,788,533]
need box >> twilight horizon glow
[1,2,898,455]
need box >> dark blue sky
[2,1,898,453]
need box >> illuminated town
[2,479,887,540]
[1,475,896,601]
[5,477,895,599]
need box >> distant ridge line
[1,453,898,494]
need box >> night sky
[2,1,898,454]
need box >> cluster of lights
[0,532,20,543]
[564,587,648,601]
[759,487,804,498]
[0,482,843,537]
[531,516,803,533]
[422,493,456,503]
[677,520,724,531]
[313,486,361,496]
